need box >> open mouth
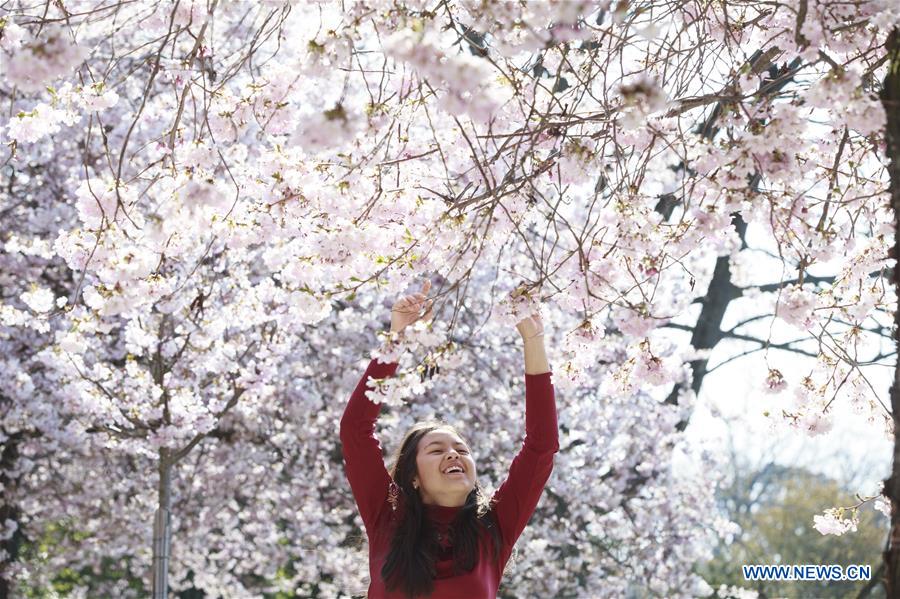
[443,465,464,475]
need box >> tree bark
[0,430,24,598]
[152,448,173,598]
[881,25,900,599]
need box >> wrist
[521,333,545,341]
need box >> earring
[413,481,419,489]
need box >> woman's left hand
[516,311,544,340]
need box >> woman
[340,279,559,598]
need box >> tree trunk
[152,448,173,598]
[881,26,900,599]
[0,430,24,597]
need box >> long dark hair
[381,421,502,598]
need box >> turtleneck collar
[424,502,463,525]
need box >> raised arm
[339,278,435,535]
[339,357,400,534]
[491,313,559,550]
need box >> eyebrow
[424,440,466,449]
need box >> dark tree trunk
[0,430,25,597]
[881,26,900,599]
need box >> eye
[459,449,469,454]
[430,450,441,454]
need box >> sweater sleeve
[339,356,400,536]
[490,371,559,550]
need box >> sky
[674,218,892,517]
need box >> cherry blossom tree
[1,0,898,597]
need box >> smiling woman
[378,420,503,596]
[339,278,558,598]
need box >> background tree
[697,428,887,599]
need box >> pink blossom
[615,73,668,129]
[74,179,126,229]
[798,410,834,437]
[874,496,892,519]
[290,103,364,153]
[2,26,87,93]
[5,107,63,143]
[775,284,818,329]
[383,29,501,122]
[78,84,119,112]
[19,287,56,313]
[762,368,787,394]
[813,508,859,536]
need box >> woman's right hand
[390,279,434,334]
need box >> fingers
[392,279,434,321]
[410,281,431,311]
[421,299,434,321]
[393,297,416,314]
[413,279,431,301]
[396,294,431,316]
[404,279,430,303]
[414,297,433,319]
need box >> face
[412,429,476,507]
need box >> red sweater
[339,357,559,599]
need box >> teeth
[444,466,463,474]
